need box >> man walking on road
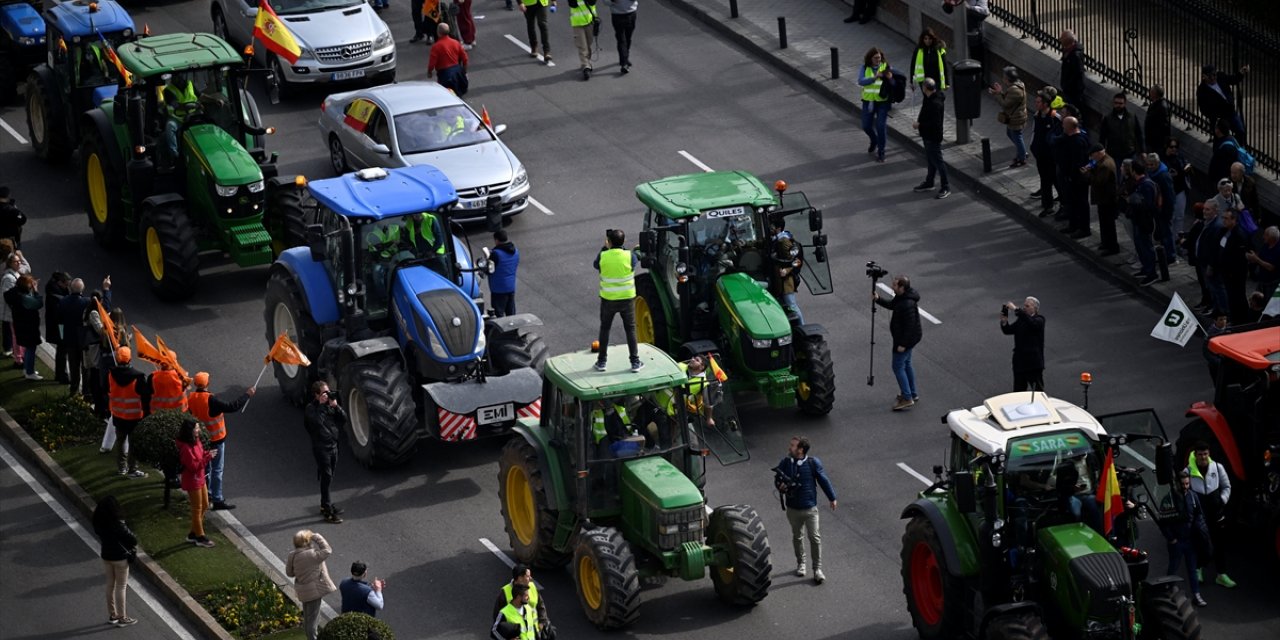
[1186,442,1236,590]
[609,0,637,74]
[490,230,519,316]
[520,0,555,65]
[305,381,347,523]
[774,436,837,585]
[1000,297,1045,392]
[189,371,254,511]
[873,275,922,411]
[594,229,642,372]
[493,583,538,640]
[492,564,552,637]
[912,78,949,199]
[427,23,469,97]
[568,0,599,80]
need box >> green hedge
[131,409,208,473]
[318,612,395,640]
[18,393,100,453]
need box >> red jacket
[428,36,468,72]
[177,439,214,492]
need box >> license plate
[331,69,367,81]
[461,198,487,210]
[477,403,513,425]
[703,205,747,219]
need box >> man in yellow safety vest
[492,582,539,640]
[567,0,598,80]
[492,564,552,638]
[593,228,641,372]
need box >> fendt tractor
[499,343,770,629]
[633,171,836,417]
[901,392,1203,640]
[26,0,136,162]
[0,0,43,103]
[79,32,304,300]
[265,165,546,469]
[1179,319,1280,563]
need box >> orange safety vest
[108,374,145,420]
[188,391,226,442]
[150,370,188,412]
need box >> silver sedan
[318,82,531,221]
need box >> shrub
[19,394,101,453]
[131,409,206,474]
[319,612,395,640]
[204,576,301,639]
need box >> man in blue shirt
[490,230,520,317]
[774,436,837,584]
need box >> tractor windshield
[687,208,757,252]
[358,213,451,316]
[72,38,129,88]
[1004,437,1102,538]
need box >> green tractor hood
[1036,523,1132,629]
[621,456,703,510]
[715,272,791,340]
[183,124,262,187]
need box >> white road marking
[876,282,942,324]
[479,538,543,588]
[213,511,339,619]
[0,441,196,639]
[503,34,553,65]
[677,150,714,173]
[1,116,29,145]
[528,196,553,215]
[897,462,934,487]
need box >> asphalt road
[1,0,1277,638]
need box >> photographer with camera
[773,436,837,584]
[872,273,922,411]
[305,381,349,524]
[999,296,1045,392]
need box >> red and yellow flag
[265,332,311,367]
[342,98,378,134]
[708,355,728,383]
[95,298,120,353]
[132,326,164,366]
[1095,448,1124,535]
[98,32,133,88]
[480,105,492,129]
[253,0,302,65]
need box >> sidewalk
[662,0,1209,309]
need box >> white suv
[211,0,395,98]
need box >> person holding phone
[305,381,348,523]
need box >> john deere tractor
[265,165,547,469]
[499,343,770,629]
[78,32,303,300]
[0,0,43,103]
[25,0,135,161]
[901,392,1203,640]
[633,171,835,416]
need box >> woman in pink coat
[176,418,218,548]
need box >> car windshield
[272,0,365,15]
[686,207,757,249]
[394,105,491,155]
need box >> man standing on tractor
[1187,442,1236,589]
[492,564,553,639]
[768,217,804,324]
[593,229,642,372]
[774,436,837,585]
[1000,296,1046,392]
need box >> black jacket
[58,292,90,349]
[1215,226,1250,279]
[1030,110,1062,159]
[1099,109,1143,160]
[1208,136,1240,184]
[43,280,69,346]
[1144,99,1171,152]
[1001,309,1045,372]
[1060,46,1085,106]
[1051,131,1091,185]
[0,199,26,245]
[1196,73,1243,125]
[4,286,42,348]
[875,287,922,350]
[917,91,945,142]
[305,400,347,450]
[94,518,138,562]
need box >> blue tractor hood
[391,265,483,364]
[92,84,119,107]
[1,2,45,45]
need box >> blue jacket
[339,578,377,616]
[775,455,837,510]
[490,242,519,295]
[1149,162,1175,218]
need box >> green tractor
[633,171,835,416]
[901,392,1203,640]
[498,343,771,629]
[78,32,304,300]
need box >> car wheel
[270,57,293,101]
[328,134,349,176]
[211,7,231,44]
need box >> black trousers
[53,341,68,381]
[1097,203,1119,251]
[313,447,337,508]
[411,0,427,37]
[1013,369,1044,392]
[114,417,140,472]
[67,348,83,395]
[611,12,636,67]
[850,0,878,20]
[1033,153,1056,210]
[597,297,638,363]
[1065,185,1090,231]
[524,3,550,55]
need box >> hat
[1201,64,1216,76]
[1217,178,1233,188]
[1088,143,1104,154]
[194,371,210,387]
[116,346,131,363]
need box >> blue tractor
[24,0,135,161]
[0,0,44,103]
[264,165,547,469]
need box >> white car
[210,0,395,97]
[318,82,531,222]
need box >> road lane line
[677,150,714,173]
[479,538,545,588]
[503,34,553,65]
[1,117,29,145]
[213,510,339,620]
[0,441,196,639]
[897,462,934,487]
[876,282,942,324]
[528,197,553,215]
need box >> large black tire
[986,611,1050,640]
[340,355,418,468]
[573,526,641,630]
[1139,584,1202,640]
[901,516,964,640]
[708,504,772,605]
[266,184,310,256]
[634,276,671,353]
[81,127,125,248]
[498,438,570,568]
[0,56,15,104]
[794,334,835,416]
[488,328,548,376]
[139,201,201,301]
[26,71,70,162]
[264,269,323,406]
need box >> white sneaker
[795,564,806,577]
[24,373,43,381]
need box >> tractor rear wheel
[81,129,124,248]
[498,438,570,568]
[488,328,548,375]
[986,611,1050,640]
[901,516,963,640]
[340,355,418,468]
[708,504,772,605]
[267,183,309,256]
[140,201,201,300]
[1139,584,1202,640]
[794,335,835,416]
[573,526,641,630]
[26,72,70,162]
[635,277,670,352]
[264,269,322,406]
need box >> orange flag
[132,326,165,366]
[1095,448,1124,535]
[266,333,311,367]
[95,298,119,353]
[155,335,190,381]
[708,355,728,383]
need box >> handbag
[997,111,1009,125]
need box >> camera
[865,261,889,279]
[1001,305,1009,317]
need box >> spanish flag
[1095,448,1124,535]
[343,98,377,134]
[98,32,133,88]
[708,355,728,383]
[253,0,302,65]
[266,332,311,367]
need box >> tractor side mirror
[808,207,823,232]
[638,230,656,255]
[371,143,391,155]
[953,471,976,513]
[1155,442,1174,485]
[306,224,327,261]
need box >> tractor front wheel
[708,504,772,605]
[498,438,570,568]
[340,355,418,468]
[901,516,962,640]
[794,335,835,416]
[635,277,670,353]
[487,328,548,376]
[1139,584,1202,640]
[267,183,310,257]
[573,526,640,629]
[81,129,124,248]
[264,269,322,405]
[26,72,70,162]
[987,611,1050,640]
[140,201,201,300]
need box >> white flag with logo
[1266,287,1280,318]
[1151,292,1200,347]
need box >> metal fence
[990,0,1279,173]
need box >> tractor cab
[44,0,134,104]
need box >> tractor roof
[544,344,689,401]
[1207,325,1280,370]
[946,393,1108,457]
[116,33,241,78]
[47,0,134,38]
[308,166,459,221]
[635,171,779,220]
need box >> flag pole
[242,364,270,413]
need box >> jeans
[779,292,804,324]
[524,3,550,55]
[490,292,516,317]
[861,100,890,156]
[786,506,822,569]
[922,139,948,189]
[103,559,129,620]
[1155,215,1177,263]
[1132,221,1156,277]
[611,11,636,67]
[303,598,324,640]
[1167,538,1200,594]
[314,447,336,509]
[597,297,639,364]
[188,485,209,538]
[891,347,917,400]
[22,344,35,375]
[1172,191,1187,236]
[206,440,226,502]
[1006,127,1026,161]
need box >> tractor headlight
[659,523,696,535]
[511,166,528,188]
[216,184,239,197]
[991,532,1002,547]
[750,338,772,349]
[425,329,449,359]
[246,180,266,193]
[473,330,486,355]
[777,335,792,346]
[18,36,37,46]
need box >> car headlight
[374,29,393,49]
[750,338,772,349]
[246,180,266,193]
[295,43,314,61]
[215,184,239,197]
[511,166,528,188]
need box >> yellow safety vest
[522,0,549,6]
[405,213,446,255]
[498,603,537,640]
[862,63,887,102]
[591,404,632,444]
[500,582,541,612]
[163,80,198,114]
[684,370,707,413]
[598,248,635,300]
[569,0,596,27]
[657,362,693,417]
[913,47,947,89]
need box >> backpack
[888,69,908,104]
[1221,140,1256,175]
